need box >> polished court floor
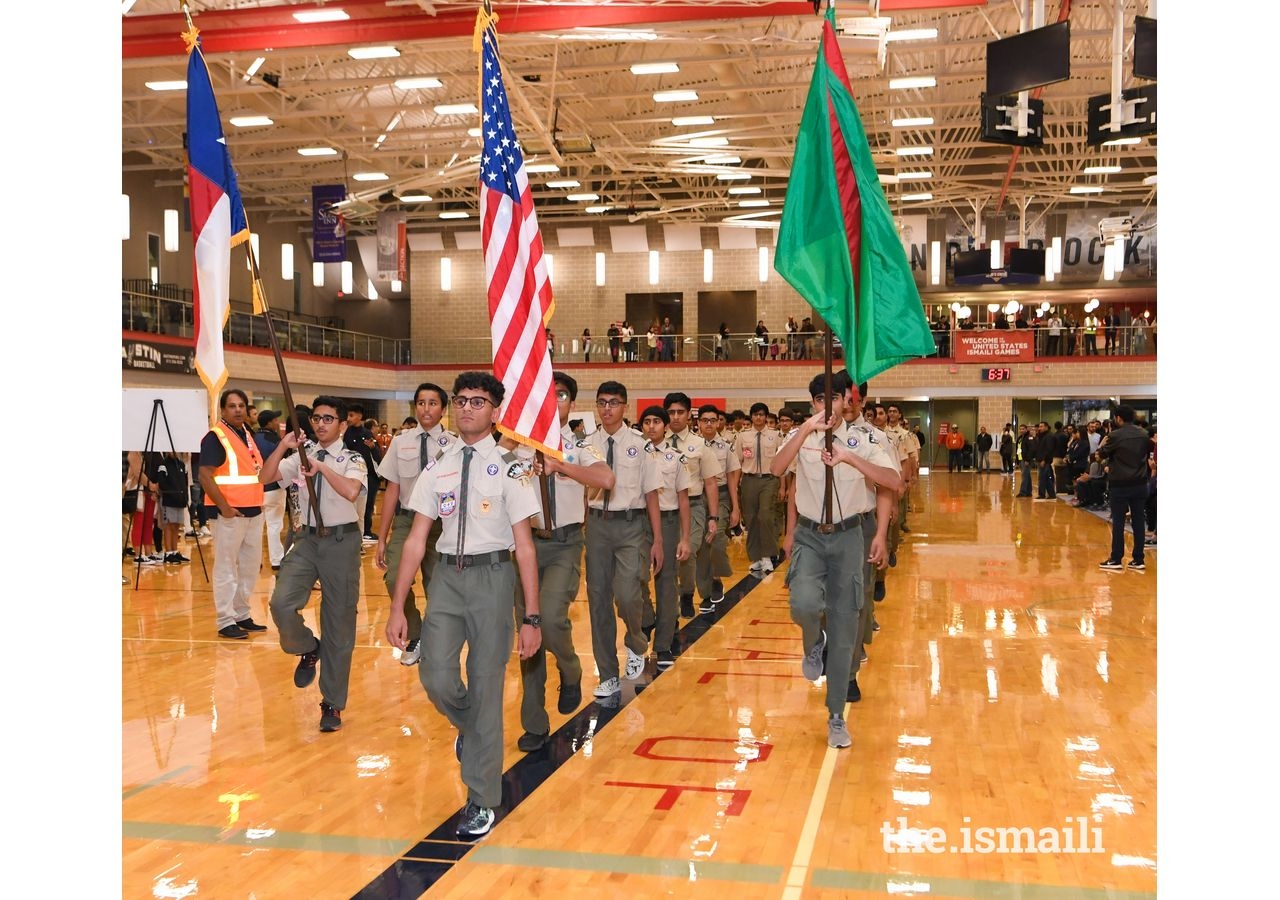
[122,471,1157,899]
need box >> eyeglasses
[555,390,571,401]
[595,399,625,409]
[309,414,339,424]
[452,396,492,409]
[698,417,719,424]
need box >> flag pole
[181,2,325,533]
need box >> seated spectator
[1071,453,1108,509]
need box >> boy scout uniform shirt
[850,417,902,509]
[645,438,692,511]
[704,435,741,487]
[786,421,895,521]
[274,438,366,526]
[376,423,458,508]
[883,422,917,466]
[732,426,782,475]
[405,433,540,554]
[519,424,604,529]
[584,425,660,510]
[670,428,723,497]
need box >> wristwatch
[522,615,542,627]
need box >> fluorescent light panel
[899,170,933,179]
[886,27,939,42]
[348,46,399,60]
[352,172,388,181]
[395,76,443,89]
[716,172,752,180]
[294,9,349,23]
[672,116,715,126]
[654,90,699,102]
[903,192,933,201]
[244,57,266,78]
[738,199,770,208]
[630,62,680,75]
[399,193,433,202]
[889,76,936,89]
[525,163,559,173]
[1069,186,1104,194]
[434,103,478,115]
[728,186,761,195]
[439,211,469,219]
[145,80,186,91]
[566,193,600,202]
[896,146,933,156]
[298,147,338,156]
[585,206,612,214]
[230,115,274,127]
[1102,137,1142,146]
[1083,165,1122,174]
[701,155,740,165]
[892,116,934,127]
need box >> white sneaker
[624,648,645,680]
[758,557,774,574]
[748,559,764,572]
[593,676,621,697]
[199,526,212,537]
[400,639,422,666]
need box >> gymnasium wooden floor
[122,471,1157,899]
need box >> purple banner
[312,184,348,263]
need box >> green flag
[775,4,935,383]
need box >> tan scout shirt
[275,438,366,526]
[585,424,660,511]
[704,435,741,487]
[850,417,902,509]
[883,422,917,465]
[376,423,458,505]
[518,423,604,529]
[670,427,723,497]
[646,438,692,511]
[732,425,782,475]
[791,420,895,521]
[406,434,540,555]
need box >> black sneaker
[712,578,724,597]
[656,650,675,670]
[456,800,495,839]
[218,624,248,640]
[319,702,342,732]
[698,597,714,614]
[1127,560,1146,571]
[846,677,861,703]
[900,525,910,534]
[1098,559,1124,571]
[123,547,135,558]
[888,551,897,568]
[294,645,320,687]
[873,581,886,602]
[236,618,268,632]
[557,681,582,715]
[454,733,463,761]
[517,731,548,752]
[680,595,695,618]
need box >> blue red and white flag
[185,28,250,420]
[475,9,562,459]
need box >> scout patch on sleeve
[439,490,457,517]
[506,459,533,480]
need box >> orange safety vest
[204,423,265,508]
[945,432,965,450]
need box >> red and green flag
[775,3,935,384]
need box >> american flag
[478,13,562,459]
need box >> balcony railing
[121,284,410,365]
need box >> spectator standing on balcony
[647,321,659,361]
[607,321,621,363]
[1063,311,1078,355]
[581,327,592,363]
[1083,311,1100,355]
[660,316,676,361]
[717,322,731,360]
[769,338,780,361]
[1132,315,1150,355]
[1046,312,1063,356]
[785,315,799,359]
[621,321,635,362]
[755,320,769,360]
[1102,308,1118,356]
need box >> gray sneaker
[828,714,852,749]
[802,629,827,680]
[456,800,495,839]
[400,638,422,666]
[624,648,646,681]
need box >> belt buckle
[817,523,836,535]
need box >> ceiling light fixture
[229,115,274,127]
[293,9,349,23]
[144,80,187,91]
[399,193,433,202]
[585,206,612,214]
[738,199,770,208]
[889,76,936,89]
[672,116,715,127]
[654,90,699,103]
[434,103,478,115]
[439,211,470,219]
[899,170,933,179]
[892,116,934,127]
[348,46,399,60]
[243,57,266,80]
[728,186,761,195]
[1101,136,1142,147]
[1143,174,1157,186]
[902,192,933,201]
[701,155,741,165]
[1083,165,1121,174]
[688,137,729,147]
[546,180,581,189]
[630,62,680,75]
[566,193,600,202]
[298,147,338,156]
[886,27,939,42]
[895,146,934,156]
[352,172,389,181]
[716,172,752,180]
[395,76,443,90]
[1069,186,1104,194]
[564,27,656,42]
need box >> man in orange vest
[198,388,269,640]
[945,424,966,473]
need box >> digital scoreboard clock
[982,367,1012,382]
